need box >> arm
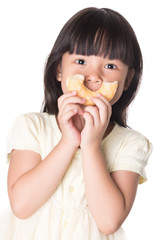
[81,94,139,235]
[8,92,85,219]
[8,141,77,219]
[81,145,139,235]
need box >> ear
[56,64,62,82]
[124,69,135,91]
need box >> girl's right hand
[57,91,85,148]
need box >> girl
[1,7,152,240]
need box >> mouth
[83,81,102,92]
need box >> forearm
[10,140,77,219]
[82,145,126,234]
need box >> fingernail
[81,98,86,102]
[96,93,101,97]
[72,91,77,95]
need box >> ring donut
[66,74,118,105]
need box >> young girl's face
[57,52,132,105]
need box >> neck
[103,121,115,140]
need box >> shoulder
[106,123,153,161]
[13,112,54,129]
[20,112,51,122]
[114,123,151,145]
[113,123,153,160]
[108,124,153,184]
[8,112,57,138]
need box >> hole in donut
[84,84,102,92]
[83,80,102,92]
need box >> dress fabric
[0,112,152,240]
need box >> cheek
[61,80,68,93]
[110,82,125,105]
[59,71,69,93]
[110,69,128,105]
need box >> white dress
[0,112,152,240]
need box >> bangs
[67,8,134,66]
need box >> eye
[75,59,87,65]
[105,64,117,69]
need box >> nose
[84,74,102,91]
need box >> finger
[62,108,78,123]
[83,111,94,128]
[58,91,77,108]
[62,103,85,116]
[91,94,112,123]
[84,106,100,127]
[58,93,86,114]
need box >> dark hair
[42,7,143,127]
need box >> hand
[80,94,112,148]
[57,91,86,148]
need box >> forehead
[57,8,136,67]
[68,21,131,65]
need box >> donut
[66,74,118,105]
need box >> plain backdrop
[0,0,159,239]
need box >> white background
[0,0,159,239]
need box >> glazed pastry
[66,74,118,105]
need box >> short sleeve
[7,113,41,161]
[111,132,153,184]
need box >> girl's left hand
[80,94,112,148]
